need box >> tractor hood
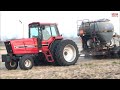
[4,38,39,54]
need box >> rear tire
[50,40,61,65]
[5,61,18,70]
[34,53,50,66]
[19,55,34,70]
[55,39,79,66]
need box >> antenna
[19,20,24,38]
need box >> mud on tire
[55,39,79,66]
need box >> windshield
[29,24,59,39]
[29,23,41,38]
[29,27,39,38]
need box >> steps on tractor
[43,50,54,62]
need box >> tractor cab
[28,22,62,48]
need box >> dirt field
[0,40,120,79]
[0,49,120,79]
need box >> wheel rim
[63,44,76,62]
[10,61,17,67]
[24,59,32,67]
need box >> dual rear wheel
[54,40,79,66]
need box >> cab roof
[29,22,57,25]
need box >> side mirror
[40,25,45,30]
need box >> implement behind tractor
[77,19,120,58]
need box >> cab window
[51,25,59,36]
[42,26,51,40]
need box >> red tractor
[2,22,79,70]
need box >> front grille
[4,41,13,53]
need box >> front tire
[55,39,79,66]
[19,55,34,70]
[5,61,18,70]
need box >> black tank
[78,19,114,43]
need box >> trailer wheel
[118,50,120,58]
[19,55,34,70]
[84,54,91,59]
[5,61,18,70]
[55,39,79,66]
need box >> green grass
[0,49,5,51]
[0,48,5,50]
[112,61,120,65]
[0,45,5,50]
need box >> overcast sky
[0,11,120,41]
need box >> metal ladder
[43,49,54,62]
